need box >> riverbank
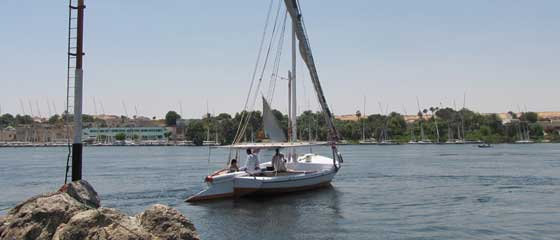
[1,140,558,148]
[0,141,214,148]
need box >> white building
[83,127,167,140]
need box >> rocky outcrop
[137,204,199,240]
[0,190,91,240]
[51,205,199,240]
[0,180,199,240]
[52,208,152,240]
[61,179,100,208]
[0,215,6,236]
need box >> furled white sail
[283,0,339,142]
[263,97,287,142]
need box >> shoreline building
[0,126,17,142]
[83,127,167,141]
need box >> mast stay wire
[234,0,285,145]
[267,10,288,106]
[230,0,275,149]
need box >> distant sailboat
[359,96,377,145]
[416,97,432,144]
[203,102,220,146]
[377,103,397,145]
[515,108,534,144]
[403,106,417,144]
[445,99,465,144]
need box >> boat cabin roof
[218,142,329,149]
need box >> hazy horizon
[1,1,559,119]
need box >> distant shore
[0,141,556,148]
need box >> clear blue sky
[1,0,559,118]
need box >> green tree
[0,114,15,126]
[186,119,206,145]
[48,114,61,124]
[165,111,181,126]
[387,112,406,138]
[164,131,172,140]
[529,123,544,139]
[298,110,320,141]
[521,112,539,123]
[115,133,126,141]
[507,111,517,119]
[215,113,236,144]
[231,110,263,142]
[15,114,33,125]
[98,135,108,142]
[83,114,95,123]
[479,125,492,136]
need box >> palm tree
[356,110,363,140]
[417,111,426,141]
[430,107,440,142]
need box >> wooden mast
[291,19,297,144]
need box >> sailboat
[402,106,417,144]
[359,97,377,145]
[415,98,432,144]
[514,124,534,144]
[376,103,398,145]
[186,0,343,202]
[515,110,534,144]
[202,104,220,146]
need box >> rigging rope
[231,0,276,148]
[267,10,288,106]
[233,0,284,145]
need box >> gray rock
[52,205,200,240]
[52,208,152,240]
[62,180,100,208]
[137,204,200,240]
[0,181,199,240]
[0,192,89,240]
[0,215,6,236]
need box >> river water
[1,144,560,239]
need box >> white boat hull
[186,154,338,202]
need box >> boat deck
[260,170,309,177]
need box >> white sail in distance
[263,97,287,142]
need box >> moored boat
[478,143,493,148]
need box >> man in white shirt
[243,148,260,175]
[271,148,287,172]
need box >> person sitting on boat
[271,148,287,172]
[243,148,261,175]
[228,159,239,173]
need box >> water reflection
[193,185,343,239]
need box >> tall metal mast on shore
[66,0,85,182]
